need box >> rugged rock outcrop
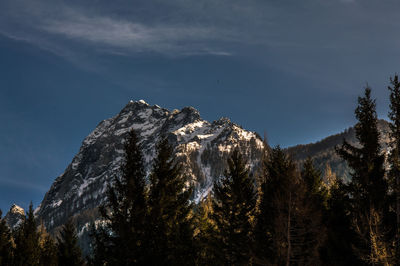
[35,100,265,235]
[4,204,25,230]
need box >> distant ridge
[286,119,391,181]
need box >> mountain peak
[124,99,151,110]
[122,100,169,116]
[36,100,265,248]
[9,204,25,216]
[5,204,25,230]
[129,99,148,105]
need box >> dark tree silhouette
[0,210,13,265]
[336,87,389,264]
[388,74,400,264]
[13,203,41,266]
[147,137,195,265]
[57,219,84,266]
[212,149,257,265]
[93,129,148,265]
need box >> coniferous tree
[255,147,298,265]
[38,222,58,266]
[336,87,390,264]
[299,158,327,264]
[253,145,274,265]
[57,219,84,266]
[254,147,324,265]
[0,210,13,266]
[95,129,148,265]
[193,195,218,265]
[388,74,400,263]
[147,137,194,265]
[323,163,337,193]
[302,158,328,206]
[88,223,108,266]
[322,179,362,265]
[13,203,41,266]
[211,148,257,265]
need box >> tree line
[0,204,84,266]
[2,75,400,265]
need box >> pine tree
[299,158,327,264]
[302,157,328,205]
[323,163,337,193]
[0,210,13,266]
[57,219,84,266]
[13,203,41,266]
[193,195,218,265]
[95,129,148,265]
[252,145,274,265]
[147,137,194,265]
[88,223,108,266]
[211,148,257,265]
[322,179,362,265]
[336,87,389,264]
[388,74,400,264]
[254,147,324,265]
[38,222,58,266]
[255,147,297,265]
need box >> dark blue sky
[1,0,400,212]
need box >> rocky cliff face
[35,100,265,233]
[4,204,25,230]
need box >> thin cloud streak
[40,15,231,56]
[0,1,235,58]
[2,0,400,92]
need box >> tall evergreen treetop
[212,148,257,265]
[120,129,147,212]
[149,137,192,226]
[13,202,41,266]
[95,129,148,265]
[147,137,194,266]
[388,74,400,263]
[255,147,324,265]
[336,87,389,264]
[336,87,386,207]
[301,157,328,207]
[389,75,400,140]
[37,222,58,266]
[355,87,381,153]
[57,219,84,266]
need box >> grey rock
[4,204,25,230]
[36,100,265,237]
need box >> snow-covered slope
[36,100,265,232]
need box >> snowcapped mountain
[35,100,265,234]
[4,204,25,230]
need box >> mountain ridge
[286,119,391,181]
[33,100,264,236]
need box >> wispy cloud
[40,14,230,56]
[1,0,400,81]
[0,1,235,58]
